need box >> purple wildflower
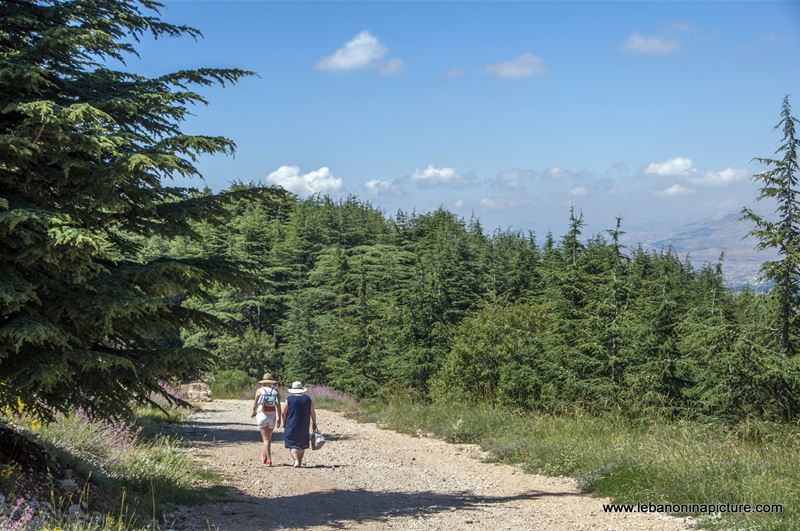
[73,409,141,460]
[8,506,34,530]
[305,384,357,407]
[0,498,35,531]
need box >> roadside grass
[132,405,188,439]
[2,403,218,529]
[39,408,216,507]
[351,399,800,531]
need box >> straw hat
[258,373,277,384]
[287,381,307,394]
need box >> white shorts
[256,410,277,430]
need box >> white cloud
[622,32,680,55]
[655,184,693,197]
[411,165,468,186]
[644,157,693,177]
[479,197,530,209]
[316,31,403,75]
[443,67,464,79]
[568,186,588,197]
[546,165,570,178]
[454,199,465,209]
[667,21,693,33]
[610,162,630,175]
[266,165,343,196]
[482,53,546,79]
[378,57,405,76]
[689,167,749,186]
[363,179,400,196]
[495,168,536,189]
[644,157,749,186]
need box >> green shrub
[208,370,255,399]
[432,303,551,410]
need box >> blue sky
[134,1,800,235]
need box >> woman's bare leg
[291,448,305,467]
[260,427,273,463]
[265,428,273,462]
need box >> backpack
[259,387,278,412]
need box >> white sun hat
[288,381,307,394]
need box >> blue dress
[284,394,311,449]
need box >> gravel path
[172,399,692,531]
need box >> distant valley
[623,211,775,290]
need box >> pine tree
[742,96,800,357]
[604,216,630,383]
[621,249,692,415]
[0,0,275,418]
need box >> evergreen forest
[2,0,799,428]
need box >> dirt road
[172,400,692,530]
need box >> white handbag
[311,429,326,450]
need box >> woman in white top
[251,372,281,466]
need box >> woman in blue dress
[281,381,317,467]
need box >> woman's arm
[251,389,260,417]
[275,394,282,428]
[281,400,288,424]
[310,400,317,430]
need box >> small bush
[208,370,255,399]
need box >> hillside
[625,211,776,289]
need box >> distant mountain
[623,211,776,290]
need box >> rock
[58,478,77,490]
[179,381,213,402]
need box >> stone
[179,381,213,402]
[58,478,77,490]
